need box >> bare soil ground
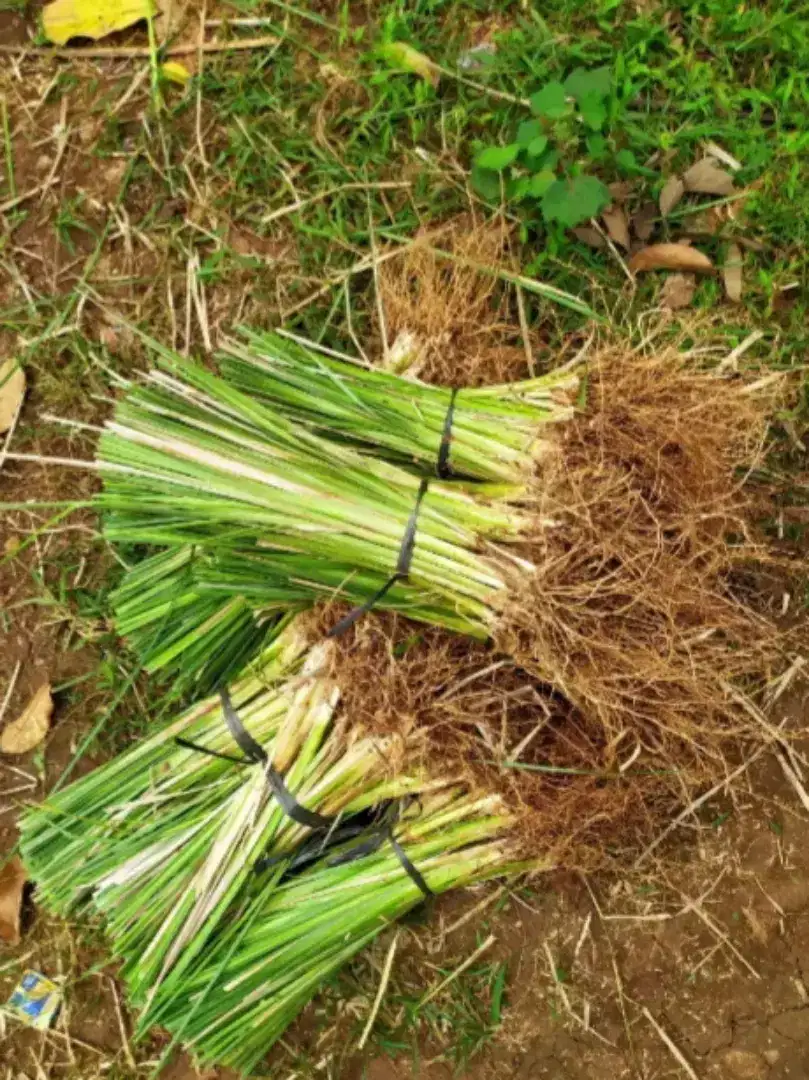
[2,11,809,1080]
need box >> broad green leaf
[475,144,520,171]
[564,65,611,103]
[508,175,531,201]
[42,0,155,43]
[470,165,502,201]
[586,133,607,159]
[529,82,570,120]
[378,42,439,86]
[528,169,556,198]
[516,119,543,146]
[616,148,639,174]
[540,174,610,227]
[527,135,549,158]
[579,91,607,131]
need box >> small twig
[0,660,22,726]
[776,749,809,814]
[358,932,399,1050]
[642,1006,700,1080]
[418,932,495,1008]
[589,217,633,284]
[0,35,280,59]
[514,283,535,374]
[107,976,137,1069]
[444,886,505,936]
[0,178,60,215]
[262,181,412,225]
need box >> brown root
[377,217,534,386]
[314,344,797,869]
[495,346,786,773]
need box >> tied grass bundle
[21,625,445,1030]
[97,346,530,659]
[218,328,577,488]
[146,789,528,1072]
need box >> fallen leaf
[572,226,606,249]
[629,243,714,274]
[160,61,191,86]
[683,158,735,196]
[4,536,21,556]
[659,175,685,217]
[0,857,26,946]
[0,685,53,756]
[608,180,634,203]
[0,359,25,435]
[681,206,725,236]
[660,273,696,310]
[379,42,439,86]
[42,0,156,45]
[723,242,743,303]
[631,201,658,241]
[601,206,630,249]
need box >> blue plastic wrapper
[5,970,62,1030]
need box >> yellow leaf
[0,358,25,434]
[379,42,439,87]
[0,857,26,946]
[0,685,53,755]
[42,0,156,45]
[161,60,191,85]
[629,243,714,275]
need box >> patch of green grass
[370,956,510,1073]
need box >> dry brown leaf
[629,243,714,275]
[608,180,634,203]
[631,201,658,241]
[601,206,630,250]
[659,175,685,217]
[723,242,743,303]
[0,856,26,945]
[0,359,25,435]
[660,273,696,310]
[572,226,606,250]
[683,158,735,196]
[0,685,53,755]
[681,206,725,236]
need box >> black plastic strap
[436,388,458,479]
[219,687,335,830]
[176,690,335,832]
[388,828,433,897]
[326,823,433,898]
[174,736,249,765]
[326,477,429,639]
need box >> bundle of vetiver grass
[140,788,525,1073]
[20,623,470,1029]
[95,332,573,688]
